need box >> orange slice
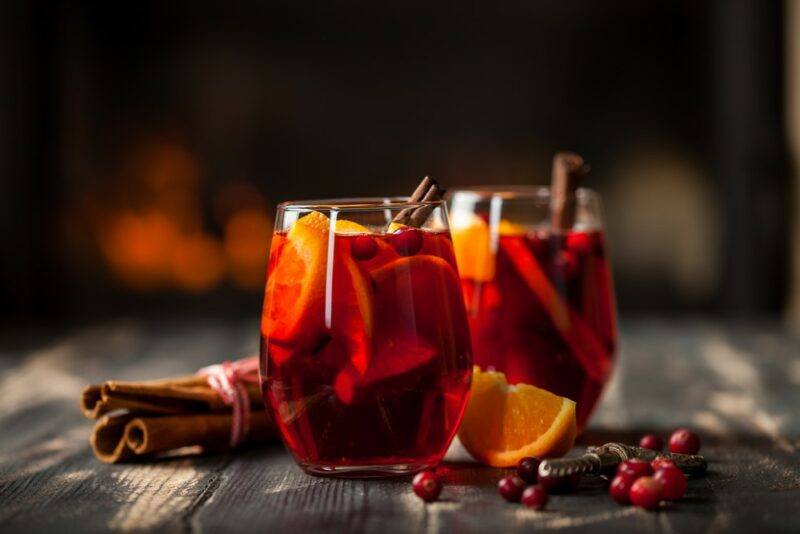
[335,219,370,234]
[450,216,527,282]
[457,366,577,467]
[262,212,374,370]
[262,212,329,356]
[370,255,470,360]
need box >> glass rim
[447,185,600,202]
[277,196,446,212]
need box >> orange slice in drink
[457,366,577,467]
[263,212,329,358]
[262,211,374,371]
[451,216,527,282]
[370,255,470,359]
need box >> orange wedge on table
[458,366,577,467]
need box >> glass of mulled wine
[260,198,472,477]
[448,187,617,429]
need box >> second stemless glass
[260,198,472,477]
[448,187,617,429]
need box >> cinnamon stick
[392,176,444,227]
[81,360,275,463]
[80,377,261,419]
[550,152,589,231]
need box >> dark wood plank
[0,318,797,533]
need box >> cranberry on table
[629,476,663,510]
[617,459,654,479]
[517,457,541,484]
[639,434,663,451]
[651,457,677,471]
[538,473,581,494]
[609,473,637,505]
[521,484,548,510]
[391,228,424,256]
[668,428,701,455]
[498,475,526,502]
[350,235,378,261]
[654,466,688,500]
[412,471,442,502]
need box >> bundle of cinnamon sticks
[80,358,275,463]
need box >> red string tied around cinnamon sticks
[197,357,261,447]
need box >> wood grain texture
[0,318,798,533]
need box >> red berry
[654,467,687,500]
[350,235,378,261]
[521,484,548,510]
[497,475,526,502]
[566,232,593,255]
[651,457,677,471]
[629,476,663,510]
[412,471,442,502]
[639,434,663,451]
[617,459,654,479]
[609,473,636,505]
[538,473,581,494]
[391,228,423,256]
[668,428,701,455]
[517,457,540,484]
[553,250,579,279]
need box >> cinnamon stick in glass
[550,152,589,231]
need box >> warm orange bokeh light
[170,234,227,292]
[224,209,272,290]
[101,211,180,290]
[84,136,272,294]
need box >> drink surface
[261,212,472,471]
[454,220,616,429]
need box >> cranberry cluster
[496,456,550,509]
[411,428,702,513]
[611,428,700,510]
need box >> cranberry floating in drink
[260,183,472,477]
[448,153,617,429]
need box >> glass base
[300,461,436,478]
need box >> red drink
[450,188,617,429]
[261,207,472,476]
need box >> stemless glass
[448,187,617,429]
[260,197,472,477]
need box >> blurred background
[1,0,798,329]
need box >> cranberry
[609,473,636,505]
[617,459,653,479]
[639,434,663,451]
[350,235,378,261]
[566,232,593,255]
[654,466,687,500]
[391,228,423,256]
[629,476,663,510]
[553,250,579,279]
[538,473,581,494]
[651,457,677,471]
[520,484,548,510]
[412,470,442,502]
[497,475,526,502]
[668,428,701,455]
[517,457,540,484]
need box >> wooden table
[1,318,798,533]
